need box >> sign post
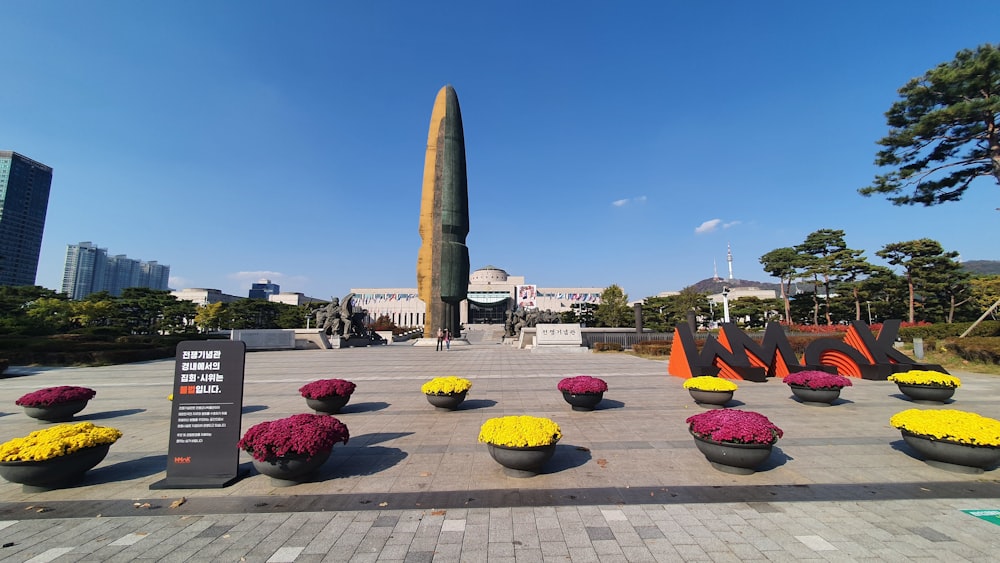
[150,340,246,489]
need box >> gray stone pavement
[1,343,1000,561]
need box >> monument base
[532,345,589,353]
[412,337,469,347]
[294,329,332,350]
[149,469,247,490]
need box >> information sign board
[150,340,246,489]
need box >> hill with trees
[963,261,1000,275]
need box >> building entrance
[468,298,510,324]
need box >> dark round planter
[22,399,90,422]
[305,394,351,415]
[486,443,558,477]
[0,443,111,492]
[251,448,333,487]
[896,384,956,404]
[788,384,841,406]
[690,431,773,475]
[687,389,734,409]
[561,391,603,411]
[425,390,467,411]
[900,430,1000,474]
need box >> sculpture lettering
[668,320,947,382]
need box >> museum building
[351,265,605,329]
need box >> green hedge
[899,321,1000,341]
[0,333,217,366]
[942,337,1000,365]
[633,341,671,356]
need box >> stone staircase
[463,325,505,345]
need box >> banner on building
[516,284,537,308]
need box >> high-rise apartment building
[0,151,53,286]
[62,242,170,299]
[62,242,107,299]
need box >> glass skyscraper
[0,151,53,286]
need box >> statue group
[315,293,382,342]
[504,307,561,338]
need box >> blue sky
[5,2,998,302]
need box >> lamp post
[866,301,873,325]
[722,287,731,324]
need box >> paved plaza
[1,343,1000,561]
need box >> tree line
[0,286,315,336]
[585,232,998,333]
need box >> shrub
[942,337,1000,365]
[593,342,623,352]
[633,341,671,356]
[899,321,1000,341]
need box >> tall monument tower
[417,85,470,338]
[727,243,734,280]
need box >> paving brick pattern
[1,344,999,561]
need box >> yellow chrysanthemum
[0,422,122,462]
[888,370,961,388]
[889,409,1000,446]
[478,415,562,447]
[682,376,738,392]
[421,376,472,395]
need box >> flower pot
[22,399,90,422]
[561,391,603,411]
[0,443,111,492]
[788,385,841,406]
[896,384,955,404]
[688,389,733,409]
[305,395,351,415]
[690,432,772,475]
[425,390,467,410]
[900,430,1000,474]
[486,443,558,477]
[251,448,333,487]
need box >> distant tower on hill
[727,243,734,280]
[712,259,721,281]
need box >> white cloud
[695,219,742,235]
[230,270,285,283]
[612,196,647,207]
[228,270,314,293]
[695,219,722,234]
[168,276,190,289]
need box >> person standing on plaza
[445,329,451,350]
[436,328,444,351]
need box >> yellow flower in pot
[478,415,563,477]
[683,376,738,408]
[421,376,472,410]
